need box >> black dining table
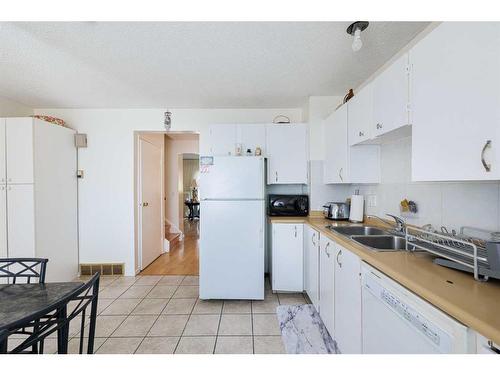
[0,282,83,353]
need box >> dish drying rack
[405,226,500,281]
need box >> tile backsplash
[350,137,500,232]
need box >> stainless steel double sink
[327,225,407,252]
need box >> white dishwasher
[361,262,469,354]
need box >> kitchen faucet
[367,214,407,235]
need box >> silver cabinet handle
[294,225,297,238]
[312,232,316,246]
[376,123,383,130]
[336,249,342,268]
[339,168,343,182]
[359,131,364,137]
[481,140,492,172]
[275,171,278,182]
[325,243,331,258]
[488,340,500,354]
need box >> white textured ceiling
[0,22,429,108]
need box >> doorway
[135,131,200,276]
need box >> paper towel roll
[349,195,364,223]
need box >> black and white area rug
[276,304,338,354]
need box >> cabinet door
[411,23,500,181]
[348,83,373,145]
[271,223,304,292]
[319,235,334,336]
[0,119,5,184]
[334,245,362,354]
[6,118,34,184]
[266,124,308,184]
[237,124,266,156]
[208,124,237,156]
[304,225,320,311]
[324,105,349,183]
[0,186,6,259]
[372,53,410,137]
[7,184,35,258]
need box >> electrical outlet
[367,194,377,207]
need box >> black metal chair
[0,258,49,284]
[2,273,100,354]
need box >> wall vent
[80,263,124,276]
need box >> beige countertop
[269,215,500,344]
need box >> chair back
[0,258,49,284]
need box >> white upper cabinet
[411,23,500,181]
[5,118,34,184]
[237,124,266,156]
[207,124,238,156]
[334,244,362,354]
[7,184,35,258]
[266,124,308,184]
[304,225,320,311]
[348,82,373,145]
[0,120,5,184]
[372,53,411,137]
[324,104,349,184]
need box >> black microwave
[268,195,309,217]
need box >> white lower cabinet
[334,244,362,353]
[319,234,335,336]
[304,225,320,311]
[0,185,6,258]
[271,223,304,292]
[6,184,35,258]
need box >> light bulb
[352,28,363,52]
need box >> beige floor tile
[96,337,142,354]
[183,314,220,336]
[88,315,127,337]
[67,337,106,354]
[253,314,281,336]
[132,298,169,315]
[278,293,307,306]
[97,298,115,314]
[162,298,196,315]
[253,336,286,354]
[175,336,216,354]
[172,285,199,298]
[134,275,162,285]
[252,299,280,314]
[136,337,180,354]
[99,277,118,287]
[98,285,130,299]
[147,285,178,298]
[215,336,253,354]
[222,300,252,314]
[158,275,185,285]
[120,284,154,299]
[101,299,141,315]
[112,315,157,337]
[218,314,252,336]
[192,299,223,314]
[148,315,189,336]
[7,338,58,354]
[180,275,199,286]
[109,276,141,286]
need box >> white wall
[350,137,500,232]
[34,108,302,275]
[0,96,32,116]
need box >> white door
[237,124,266,156]
[139,138,163,270]
[271,223,304,292]
[348,83,373,145]
[0,119,5,184]
[0,185,6,258]
[6,118,34,184]
[208,124,237,156]
[411,22,500,181]
[319,235,334,336]
[266,124,308,184]
[372,53,410,137]
[304,225,320,311]
[324,105,348,184]
[199,156,264,200]
[200,199,264,300]
[334,245,362,353]
[7,184,35,258]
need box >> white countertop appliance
[199,156,265,300]
[361,262,469,353]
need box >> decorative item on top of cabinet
[272,115,291,124]
[271,223,304,292]
[343,88,354,103]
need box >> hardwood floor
[140,219,199,275]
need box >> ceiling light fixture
[347,21,369,52]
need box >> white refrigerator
[199,156,265,300]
